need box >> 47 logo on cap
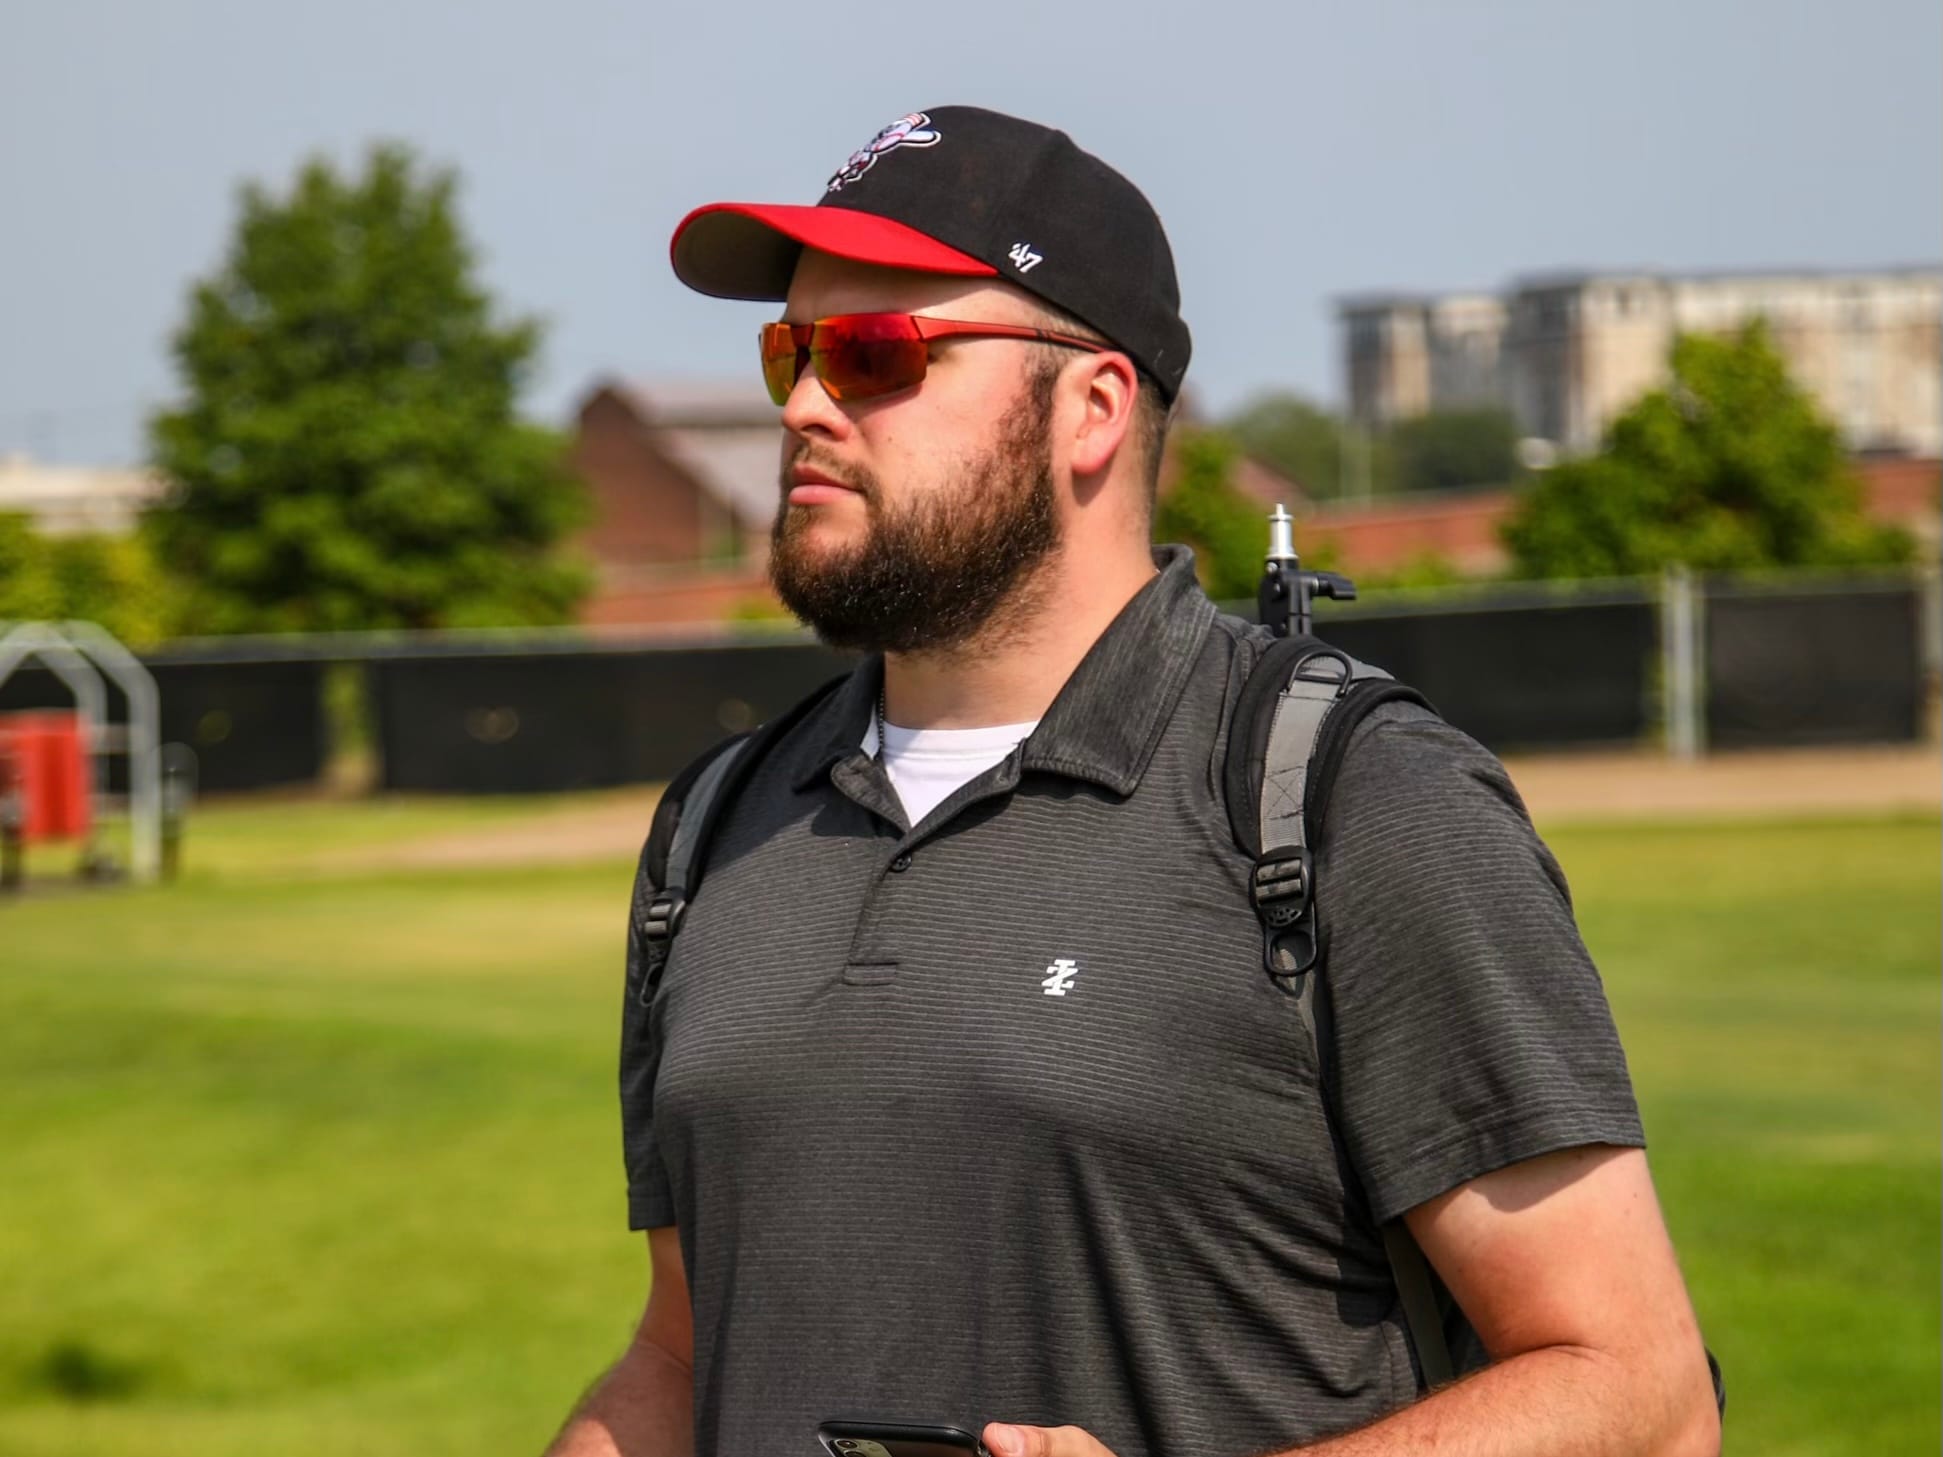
[827,112,942,193]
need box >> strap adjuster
[641,891,687,942]
[1252,847,1318,977]
[636,891,688,1006]
[1251,848,1312,923]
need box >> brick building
[569,379,786,626]
[569,381,1308,627]
[1291,455,1938,579]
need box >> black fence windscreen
[0,658,328,793]
[6,573,1922,801]
[370,642,855,793]
[1705,584,1925,748]
[1314,597,1658,753]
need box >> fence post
[1661,564,1705,759]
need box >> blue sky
[1,0,1936,464]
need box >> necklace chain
[875,680,888,760]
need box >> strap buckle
[636,891,687,1006]
[1252,847,1318,977]
[641,891,687,943]
[1251,847,1311,920]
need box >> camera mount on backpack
[1255,504,1357,639]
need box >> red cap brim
[670,202,996,301]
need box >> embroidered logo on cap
[827,112,942,193]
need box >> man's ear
[1067,351,1140,479]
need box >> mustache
[780,446,873,498]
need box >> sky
[1,0,1937,465]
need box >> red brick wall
[569,390,710,569]
[1298,458,1940,577]
[581,563,780,628]
[575,447,1939,628]
[1297,491,1514,575]
[1857,456,1941,529]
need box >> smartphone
[817,1419,991,1457]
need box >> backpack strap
[1224,634,1430,977]
[1227,639,1727,1413]
[1224,632,1452,1388]
[634,673,849,1008]
[1382,1222,1456,1389]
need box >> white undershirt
[861,712,1041,825]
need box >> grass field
[1,796,1936,1455]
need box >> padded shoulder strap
[1224,634,1403,855]
[645,732,752,891]
[1224,631,1452,1390]
[634,673,851,1005]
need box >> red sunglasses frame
[759,312,1112,406]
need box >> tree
[1502,322,1914,579]
[1387,408,1521,495]
[147,144,589,633]
[1225,392,1354,501]
[1152,428,1267,599]
[0,514,179,646]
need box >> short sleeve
[620,841,677,1230]
[1319,704,1644,1224]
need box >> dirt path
[339,744,1937,872]
[1502,743,1938,823]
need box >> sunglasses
[759,312,1111,407]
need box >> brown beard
[767,367,1060,656]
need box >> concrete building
[1342,266,1943,457]
[0,454,166,535]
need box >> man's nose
[781,363,849,440]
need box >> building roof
[609,376,781,429]
[0,454,166,536]
[654,425,782,526]
[581,377,783,527]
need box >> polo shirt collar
[790,545,1216,797]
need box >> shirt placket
[826,747,1026,979]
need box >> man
[546,107,1720,1457]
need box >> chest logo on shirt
[1041,957,1080,996]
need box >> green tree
[147,144,589,633]
[1387,408,1521,495]
[1503,322,1914,579]
[1153,428,1268,599]
[0,514,180,646]
[1225,392,1352,500]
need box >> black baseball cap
[670,106,1192,401]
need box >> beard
[767,370,1060,656]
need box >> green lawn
[0,803,1935,1455]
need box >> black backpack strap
[1224,633,1430,978]
[1226,635,1725,1413]
[1224,632,1451,1386]
[634,672,849,1007]
[1381,1223,1456,1389]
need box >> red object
[670,201,996,298]
[0,712,91,841]
[758,313,1111,406]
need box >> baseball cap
[670,106,1192,401]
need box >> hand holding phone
[817,1419,991,1457]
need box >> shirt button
[888,852,914,873]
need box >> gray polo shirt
[620,546,1642,1457]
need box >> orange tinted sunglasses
[759,312,1110,407]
